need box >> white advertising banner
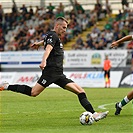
[64,50,127,68]
[0,72,16,84]
[0,71,123,88]
[0,51,43,68]
[13,72,41,86]
[0,50,127,68]
[63,71,123,88]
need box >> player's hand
[39,61,46,70]
[30,42,40,50]
[110,42,119,48]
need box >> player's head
[105,55,108,60]
[54,17,68,36]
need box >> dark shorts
[37,67,73,89]
[104,70,110,78]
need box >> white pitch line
[0,108,81,115]
[98,103,115,109]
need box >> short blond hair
[55,17,68,25]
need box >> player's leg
[115,90,133,115]
[65,82,109,121]
[31,83,45,96]
[54,76,95,113]
[65,82,95,113]
[0,73,51,96]
[0,81,45,97]
[107,70,110,88]
[104,71,107,88]
[55,75,109,121]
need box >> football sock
[8,85,32,96]
[105,75,108,87]
[78,92,95,113]
[108,79,110,87]
[119,96,130,108]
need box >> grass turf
[0,88,133,133]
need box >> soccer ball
[79,111,94,125]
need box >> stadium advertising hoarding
[0,50,127,68]
[64,50,127,68]
[0,71,123,88]
[120,68,133,87]
[0,51,43,68]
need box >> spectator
[55,8,64,18]
[118,19,124,30]
[0,40,4,51]
[69,14,82,36]
[85,34,94,49]
[28,25,36,36]
[127,40,133,49]
[46,3,55,18]
[104,29,114,43]
[116,10,123,21]
[104,0,112,15]
[29,6,34,18]
[99,32,107,48]
[74,0,85,14]
[66,24,73,41]
[47,3,55,12]
[0,32,5,51]
[128,16,133,31]
[81,14,89,30]
[104,20,112,30]
[20,4,28,14]
[121,25,129,37]
[58,2,64,12]
[89,10,97,26]
[4,13,12,30]
[115,33,124,48]
[121,0,128,11]
[90,29,99,42]
[12,3,18,13]
[113,25,120,41]
[0,4,4,22]
[37,7,46,17]
[93,0,102,20]
[7,37,18,51]
[72,34,85,50]
[92,24,101,35]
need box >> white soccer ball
[79,111,94,125]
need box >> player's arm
[31,40,44,50]
[39,44,53,70]
[111,35,133,48]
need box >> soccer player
[103,55,111,88]
[111,34,133,115]
[0,17,108,121]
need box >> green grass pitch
[0,88,133,133]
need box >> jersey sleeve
[45,33,57,47]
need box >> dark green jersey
[44,31,64,70]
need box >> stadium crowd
[72,3,133,50]
[0,0,133,51]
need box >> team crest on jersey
[60,43,63,48]
[47,38,53,44]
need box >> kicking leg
[0,81,45,97]
[65,82,95,113]
[65,82,109,121]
